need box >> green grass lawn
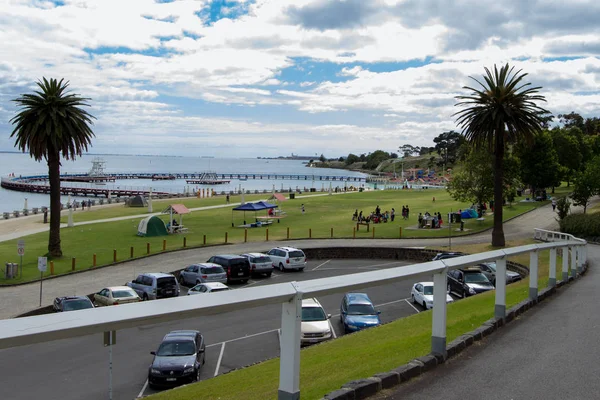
[145,239,566,400]
[0,186,570,284]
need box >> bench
[356,222,370,232]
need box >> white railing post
[570,246,577,279]
[529,249,538,301]
[576,247,582,274]
[562,246,569,282]
[549,248,557,287]
[278,283,302,400]
[495,257,507,319]
[431,269,447,356]
[582,245,587,266]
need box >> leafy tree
[419,146,435,155]
[516,131,561,198]
[433,131,465,169]
[364,150,391,169]
[550,127,582,186]
[390,153,398,159]
[556,197,571,220]
[319,153,326,162]
[399,144,420,158]
[571,156,600,213]
[338,156,344,162]
[10,78,95,257]
[558,112,584,131]
[345,153,360,165]
[447,148,494,209]
[455,63,549,247]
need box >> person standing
[301,204,305,214]
[391,208,395,222]
[552,199,557,211]
[226,194,230,204]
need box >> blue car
[340,293,381,333]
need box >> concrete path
[373,243,600,400]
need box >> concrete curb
[321,260,589,400]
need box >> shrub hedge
[559,212,600,238]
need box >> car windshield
[251,256,270,263]
[423,286,434,295]
[465,273,489,283]
[63,299,93,311]
[484,263,497,272]
[157,277,177,289]
[289,251,304,258]
[302,306,326,322]
[210,287,230,292]
[347,304,375,315]
[112,290,136,298]
[201,266,224,274]
[156,341,196,356]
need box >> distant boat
[239,177,248,181]
[201,156,215,159]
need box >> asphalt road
[0,258,441,400]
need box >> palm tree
[10,78,95,257]
[454,64,549,247]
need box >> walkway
[373,243,600,400]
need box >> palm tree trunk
[492,129,506,247]
[47,151,63,257]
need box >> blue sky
[1,0,600,158]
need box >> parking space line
[214,342,226,377]
[277,329,281,348]
[377,297,412,308]
[329,321,337,339]
[136,380,148,398]
[312,260,331,270]
[206,328,280,348]
[241,280,259,288]
[404,299,421,313]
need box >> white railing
[0,231,588,400]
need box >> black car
[52,296,95,312]
[207,255,251,283]
[447,267,494,298]
[148,330,206,388]
[432,252,465,261]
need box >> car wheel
[462,288,467,298]
[178,275,184,285]
[267,272,272,277]
[279,263,284,272]
[243,279,249,283]
[196,280,201,285]
[411,294,416,304]
[299,267,304,272]
[195,368,201,382]
[202,353,206,365]
[142,293,149,301]
[422,300,427,308]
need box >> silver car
[179,263,227,286]
[240,253,273,277]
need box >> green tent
[137,215,168,237]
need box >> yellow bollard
[113,249,117,263]
[162,239,166,251]
[399,227,402,238]
[372,226,375,239]
[287,227,290,239]
[225,232,228,243]
[266,228,269,241]
[203,235,206,245]
[309,228,312,239]
[147,243,150,254]
[72,257,76,271]
[50,261,55,275]
[353,227,356,239]
[331,227,333,238]
[244,229,248,242]
[130,246,134,258]
[183,237,187,248]
[93,254,97,267]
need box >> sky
[0,0,599,158]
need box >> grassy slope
[0,186,570,284]
[147,240,563,400]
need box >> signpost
[38,256,47,307]
[17,240,24,278]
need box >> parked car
[53,296,95,312]
[340,293,381,333]
[206,255,251,283]
[148,330,205,388]
[179,263,227,286]
[94,286,141,306]
[240,253,273,277]
[301,298,332,345]
[477,262,522,286]
[447,267,495,298]
[187,282,230,295]
[432,252,465,261]
[267,246,307,272]
[127,272,180,301]
[410,282,454,309]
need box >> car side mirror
[198,348,205,353]
[327,314,332,319]
[150,351,156,355]
[377,310,381,315]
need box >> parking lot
[0,258,438,400]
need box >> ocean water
[0,153,367,212]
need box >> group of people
[66,199,93,210]
[352,205,396,224]
[418,211,443,229]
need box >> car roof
[163,330,199,341]
[142,272,175,278]
[57,296,90,302]
[345,293,373,305]
[460,267,483,273]
[213,254,246,260]
[193,262,223,268]
[203,282,229,289]
[242,252,269,258]
[105,286,134,291]
[274,246,303,252]
[415,281,434,287]
[301,298,322,308]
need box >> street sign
[17,240,25,256]
[38,257,47,272]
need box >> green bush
[559,212,600,237]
